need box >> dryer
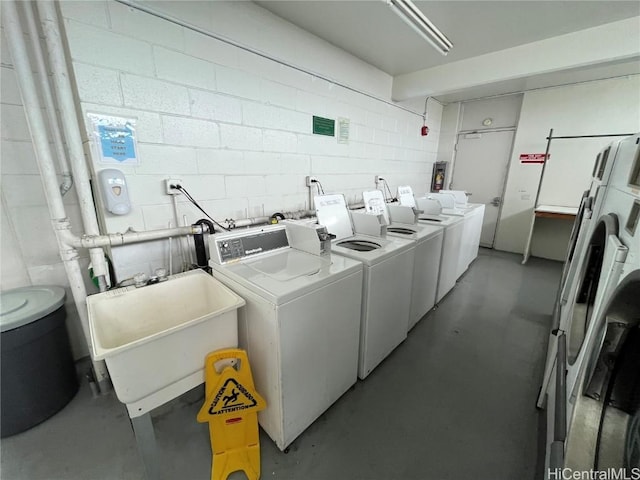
[363,189,444,330]
[208,224,364,451]
[538,140,624,409]
[544,133,640,474]
[398,186,465,303]
[314,193,415,379]
[545,198,628,473]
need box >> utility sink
[87,269,245,413]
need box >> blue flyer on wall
[87,113,139,165]
[98,125,136,163]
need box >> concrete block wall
[0,26,97,358]
[60,1,442,281]
[0,1,441,359]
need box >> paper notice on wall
[87,113,139,165]
[337,117,349,144]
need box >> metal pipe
[58,224,206,249]
[221,210,315,230]
[21,1,73,196]
[533,128,554,210]
[546,133,634,140]
[1,0,110,387]
[224,216,272,229]
[36,1,108,283]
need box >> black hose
[193,219,215,272]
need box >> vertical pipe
[36,1,108,288]
[533,128,554,209]
[522,128,553,264]
[20,1,73,196]
[1,0,110,386]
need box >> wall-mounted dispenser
[98,169,130,215]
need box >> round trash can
[1,286,79,437]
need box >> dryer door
[558,191,592,323]
[566,215,627,367]
[564,272,640,470]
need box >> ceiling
[257,1,640,101]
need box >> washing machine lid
[247,249,326,281]
[0,286,66,332]
[397,185,417,208]
[363,190,391,224]
[211,249,363,305]
[440,208,466,216]
[439,190,469,206]
[315,194,355,241]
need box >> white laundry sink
[87,269,244,408]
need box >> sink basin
[87,270,245,408]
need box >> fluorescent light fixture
[387,0,453,55]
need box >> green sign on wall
[312,116,335,136]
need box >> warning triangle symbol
[206,378,258,416]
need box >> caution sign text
[207,378,259,415]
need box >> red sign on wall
[520,153,549,164]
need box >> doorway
[451,130,514,247]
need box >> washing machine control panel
[211,226,289,264]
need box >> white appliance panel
[358,248,414,378]
[435,218,465,302]
[212,267,363,450]
[408,231,444,329]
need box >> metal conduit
[115,0,430,118]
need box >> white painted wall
[494,75,640,257]
[459,95,522,132]
[58,0,441,283]
[0,27,98,359]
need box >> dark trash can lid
[1,286,66,332]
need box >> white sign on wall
[87,113,139,165]
[337,117,350,144]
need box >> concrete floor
[1,249,561,480]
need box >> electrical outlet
[165,178,182,195]
[305,176,318,187]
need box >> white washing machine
[544,133,640,474]
[314,193,415,379]
[363,189,444,330]
[208,223,364,451]
[428,191,486,278]
[538,139,625,408]
[398,186,465,303]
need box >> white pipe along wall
[36,0,109,289]
[21,1,73,197]
[1,0,111,389]
[2,0,221,392]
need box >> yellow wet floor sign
[197,349,266,480]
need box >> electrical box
[98,168,130,215]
